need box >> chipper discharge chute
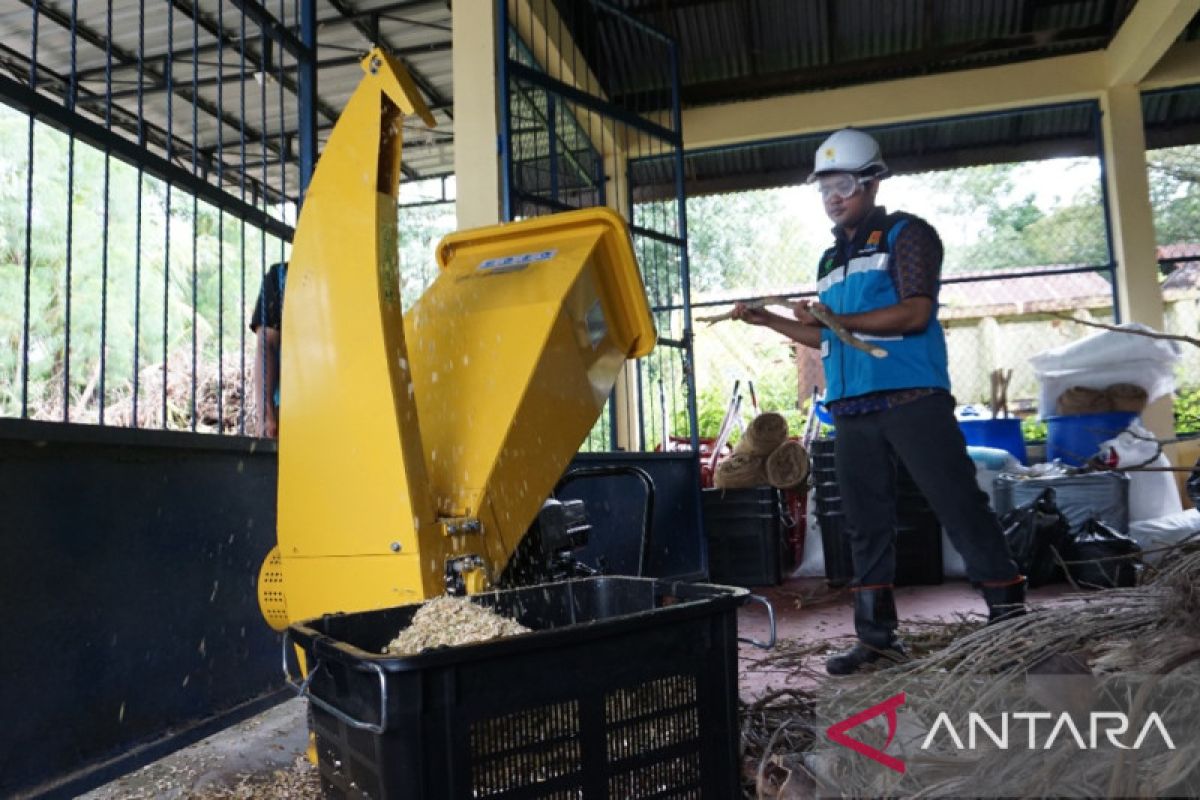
[257,48,656,628]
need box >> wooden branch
[1052,313,1200,348]
[697,296,888,358]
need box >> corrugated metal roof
[1,0,1196,210]
[0,0,454,210]
[597,0,1138,108]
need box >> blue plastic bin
[1045,411,1138,466]
[958,418,1027,464]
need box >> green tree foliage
[398,201,457,308]
[0,103,454,427]
[922,162,1108,272]
[685,190,822,293]
[1148,147,1200,246]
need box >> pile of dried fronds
[744,545,1200,798]
[103,356,253,434]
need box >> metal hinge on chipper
[440,516,482,536]
[444,554,487,596]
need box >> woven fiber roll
[1105,382,1148,413]
[734,412,790,456]
[713,453,768,489]
[766,440,810,490]
[1056,386,1113,416]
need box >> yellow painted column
[1100,85,1164,328]
[1100,84,1172,437]
[605,142,642,451]
[453,0,503,228]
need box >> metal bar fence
[499,0,699,455]
[0,1,312,437]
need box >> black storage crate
[701,487,787,586]
[289,577,746,799]
[817,511,856,587]
[810,438,943,587]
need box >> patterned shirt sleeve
[889,221,943,301]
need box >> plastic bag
[1128,509,1200,566]
[1099,422,1184,523]
[1000,488,1071,588]
[1064,517,1141,589]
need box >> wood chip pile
[383,595,531,656]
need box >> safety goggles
[816,173,872,200]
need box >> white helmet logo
[809,128,888,182]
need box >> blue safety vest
[816,210,950,403]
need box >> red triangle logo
[825,691,907,773]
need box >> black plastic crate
[701,487,786,586]
[895,513,944,586]
[288,577,746,799]
[816,510,855,587]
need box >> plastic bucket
[1045,411,1138,466]
[958,418,1027,464]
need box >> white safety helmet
[808,128,888,182]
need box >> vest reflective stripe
[817,211,951,403]
[817,270,840,294]
[845,252,889,278]
[816,252,889,293]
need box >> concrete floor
[737,576,1071,698]
[78,699,313,799]
[82,576,1054,796]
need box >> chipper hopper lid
[435,207,657,359]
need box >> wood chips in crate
[383,595,530,656]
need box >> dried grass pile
[384,596,530,656]
[743,546,1200,798]
[103,356,252,434]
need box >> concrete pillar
[453,0,502,228]
[604,140,642,450]
[1099,85,1173,437]
[1100,85,1164,328]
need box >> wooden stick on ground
[697,296,888,359]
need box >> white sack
[1029,323,1182,419]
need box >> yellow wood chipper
[257,49,657,630]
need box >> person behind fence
[250,261,287,439]
[733,128,1027,676]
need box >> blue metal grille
[499,0,700,455]
[0,0,317,436]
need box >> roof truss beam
[167,0,341,125]
[1106,0,1200,85]
[15,0,284,162]
[322,0,453,121]
[682,33,1200,151]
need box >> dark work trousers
[833,392,1020,586]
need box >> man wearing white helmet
[734,128,1025,675]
